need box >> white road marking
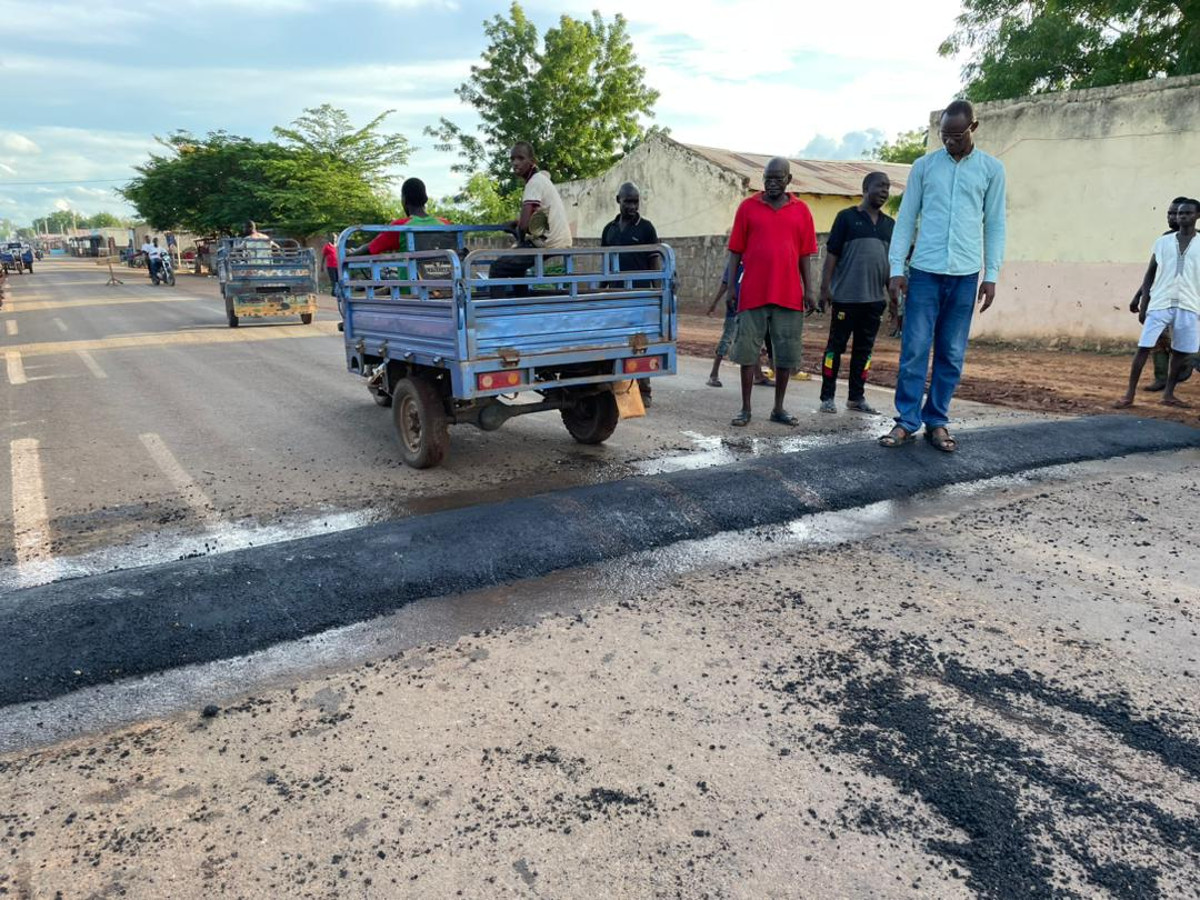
[10,438,59,583]
[4,320,16,337]
[76,349,108,379]
[53,317,68,332]
[138,432,221,527]
[5,350,27,385]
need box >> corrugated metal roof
[684,143,911,196]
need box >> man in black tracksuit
[818,171,894,414]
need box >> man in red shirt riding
[725,157,819,426]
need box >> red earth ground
[677,313,1200,426]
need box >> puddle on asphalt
[5,452,1191,754]
[632,428,877,475]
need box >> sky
[0,0,966,228]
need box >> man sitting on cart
[346,178,451,290]
[488,141,572,297]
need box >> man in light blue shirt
[879,99,1007,453]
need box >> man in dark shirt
[601,182,660,405]
[818,172,894,414]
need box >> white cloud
[0,162,15,175]
[53,198,71,211]
[0,132,41,154]
[799,129,887,160]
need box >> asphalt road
[2,259,1042,587]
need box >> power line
[0,178,128,186]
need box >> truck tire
[300,313,313,325]
[392,376,449,468]
[561,390,619,444]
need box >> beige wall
[963,74,1200,342]
[559,138,867,239]
[560,137,747,239]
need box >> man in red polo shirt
[726,157,819,426]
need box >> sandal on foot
[1144,380,1167,392]
[1162,397,1191,408]
[731,410,751,427]
[755,376,776,387]
[1112,398,1135,409]
[706,377,722,388]
[878,426,914,448]
[846,399,879,414]
[925,427,957,453]
[768,410,799,426]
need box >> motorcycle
[152,252,176,286]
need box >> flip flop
[1162,397,1191,408]
[1112,398,1135,408]
[731,410,751,427]
[878,427,914,448]
[706,377,722,388]
[925,427,958,453]
[768,410,799,426]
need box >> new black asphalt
[1,415,1196,707]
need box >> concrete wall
[964,75,1200,343]
[561,137,747,239]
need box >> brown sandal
[925,427,957,453]
[878,426,914,448]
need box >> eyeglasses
[940,126,975,141]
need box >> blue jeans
[894,268,978,433]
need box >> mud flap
[612,380,646,419]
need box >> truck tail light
[477,370,524,391]
[623,355,663,375]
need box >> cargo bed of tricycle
[216,238,319,328]
[336,224,677,468]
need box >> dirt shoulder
[679,313,1200,425]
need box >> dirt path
[678,314,1200,425]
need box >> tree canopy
[121,107,410,236]
[870,128,928,165]
[941,0,1200,101]
[427,2,659,190]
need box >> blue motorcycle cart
[336,224,677,468]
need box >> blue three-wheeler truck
[336,224,677,468]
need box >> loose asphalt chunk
[0,414,1196,707]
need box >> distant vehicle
[216,237,318,328]
[1,242,33,274]
[337,223,677,469]
[156,250,176,286]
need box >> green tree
[80,211,124,228]
[273,104,411,190]
[121,108,405,236]
[32,211,77,234]
[870,127,928,165]
[428,2,660,190]
[940,0,1200,101]
[428,172,518,225]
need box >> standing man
[725,157,819,427]
[1131,197,1189,391]
[818,171,894,415]
[322,233,340,296]
[879,99,1006,452]
[1115,197,1200,409]
[601,182,659,405]
[488,142,572,296]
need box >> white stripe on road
[5,350,27,385]
[53,317,68,332]
[76,349,108,379]
[11,439,57,579]
[4,320,15,337]
[138,433,221,527]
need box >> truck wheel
[300,313,313,325]
[392,377,449,468]
[368,384,392,407]
[561,391,619,444]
